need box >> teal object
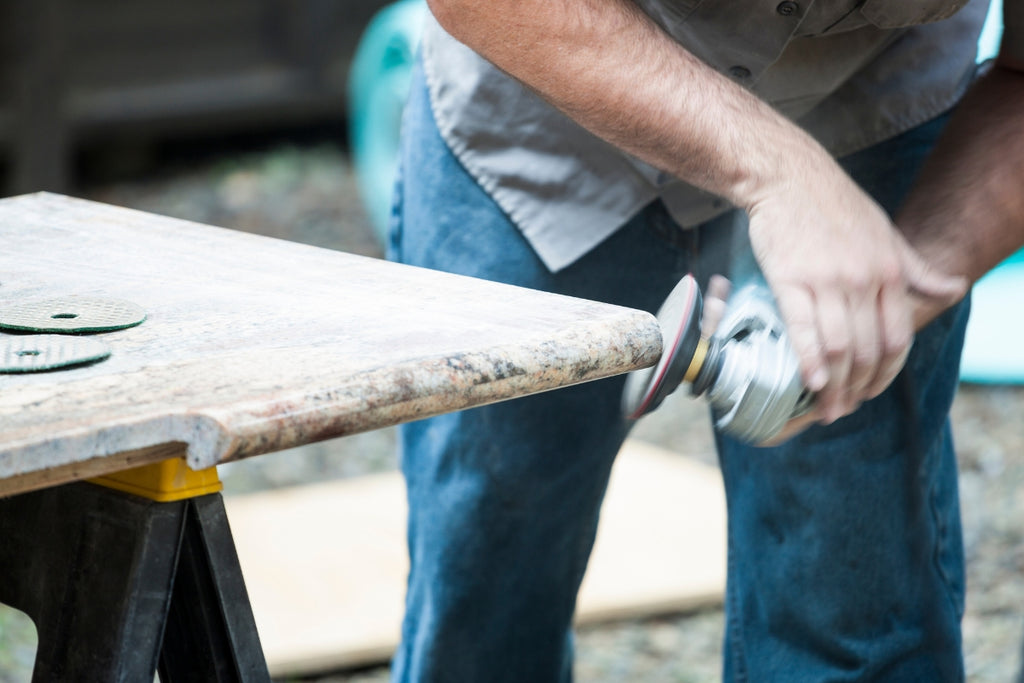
[960,251,1024,384]
[348,0,427,245]
[976,0,1003,62]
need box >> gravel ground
[1,137,1021,682]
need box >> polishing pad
[622,275,703,419]
[0,297,146,333]
[0,334,111,373]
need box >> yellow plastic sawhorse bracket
[89,458,223,502]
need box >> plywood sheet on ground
[226,439,726,677]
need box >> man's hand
[762,49,1024,443]
[746,155,966,424]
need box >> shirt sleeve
[1002,0,1024,64]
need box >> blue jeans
[389,61,970,682]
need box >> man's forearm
[900,59,1024,295]
[427,0,828,209]
[897,58,1024,329]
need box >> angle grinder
[622,274,814,444]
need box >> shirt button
[728,65,752,79]
[776,1,799,16]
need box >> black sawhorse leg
[0,463,271,682]
[157,492,270,682]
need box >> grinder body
[622,275,813,444]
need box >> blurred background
[1,1,1023,682]
[1,1,382,194]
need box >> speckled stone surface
[0,193,661,496]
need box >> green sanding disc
[0,297,146,333]
[0,334,111,373]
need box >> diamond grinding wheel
[622,274,706,420]
[0,334,111,373]
[0,297,146,333]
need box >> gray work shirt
[421,0,993,272]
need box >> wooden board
[226,439,726,677]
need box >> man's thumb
[900,241,968,303]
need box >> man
[388,0,1024,679]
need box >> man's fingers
[846,288,883,400]
[813,290,854,423]
[866,284,913,398]
[701,274,732,336]
[774,285,828,392]
[899,238,968,302]
[757,408,820,447]
[866,343,910,400]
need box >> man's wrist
[731,136,843,215]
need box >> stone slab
[0,193,661,496]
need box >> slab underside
[226,439,727,677]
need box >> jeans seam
[725,537,750,683]
[927,436,964,622]
[924,437,967,683]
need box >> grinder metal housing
[622,275,813,444]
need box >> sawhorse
[0,458,271,682]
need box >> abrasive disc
[622,274,703,419]
[0,334,111,373]
[0,297,146,333]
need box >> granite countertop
[0,193,661,495]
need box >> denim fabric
[389,60,969,683]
